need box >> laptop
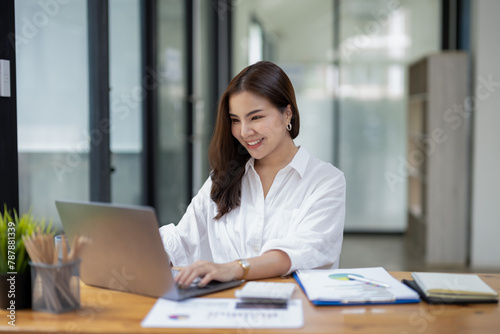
[55,200,243,301]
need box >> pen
[347,275,390,288]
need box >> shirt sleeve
[159,178,214,266]
[260,170,346,275]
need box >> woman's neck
[254,140,299,172]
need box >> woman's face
[229,91,292,162]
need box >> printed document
[141,298,303,328]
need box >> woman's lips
[246,138,263,149]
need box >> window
[156,0,189,225]
[16,0,89,228]
[109,0,143,205]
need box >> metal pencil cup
[30,259,81,313]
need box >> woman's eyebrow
[229,109,263,118]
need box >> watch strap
[238,259,250,280]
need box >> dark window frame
[88,0,111,203]
[0,0,19,213]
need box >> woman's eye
[230,118,239,123]
[252,116,262,120]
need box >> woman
[160,61,345,288]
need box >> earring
[286,123,292,131]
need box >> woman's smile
[245,138,264,149]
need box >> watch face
[239,259,250,280]
[240,259,250,269]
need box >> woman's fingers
[198,271,216,287]
[174,261,235,288]
[174,261,209,287]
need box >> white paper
[296,267,419,302]
[141,298,303,329]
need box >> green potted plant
[1,205,54,309]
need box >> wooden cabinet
[406,52,469,266]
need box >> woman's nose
[241,122,254,138]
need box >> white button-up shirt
[159,147,346,275]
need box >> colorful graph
[168,314,190,320]
[328,273,363,281]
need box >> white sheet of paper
[141,298,304,329]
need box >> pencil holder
[30,259,81,313]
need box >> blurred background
[2,0,498,273]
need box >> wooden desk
[1,272,499,334]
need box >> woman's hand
[174,260,242,288]
[174,251,291,288]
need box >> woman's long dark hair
[208,61,300,220]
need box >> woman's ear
[285,104,293,123]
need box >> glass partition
[192,0,217,192]
[16,0,89,229]
[338,0,440,231]
[156,0,188,225]
[109,0,143,205]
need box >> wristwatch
[238,259,250,280]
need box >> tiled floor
[339,234,500,273]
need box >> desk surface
[1,272,499,334]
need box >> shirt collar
[288,146,309,178]
[244,146,309,178]
[245,157,255,174]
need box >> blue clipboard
[293,268,420,306]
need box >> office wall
[471,0,500,269]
